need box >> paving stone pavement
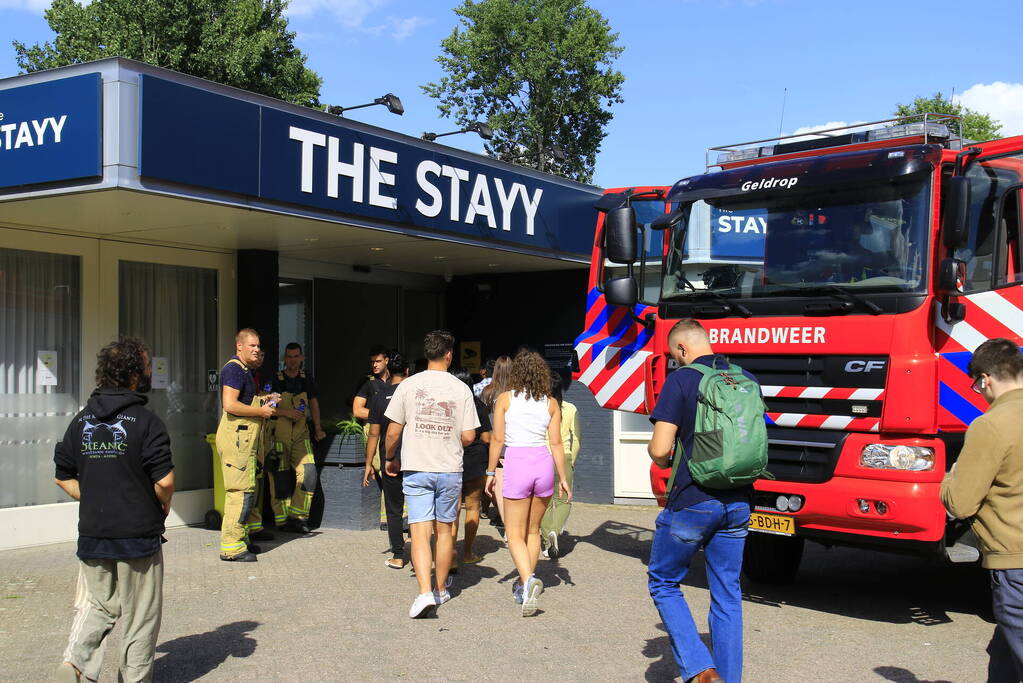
[0,503,995,682]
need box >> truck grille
[730,353,888,483]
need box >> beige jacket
[941,388,1023,569]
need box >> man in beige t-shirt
[384,330,478,618]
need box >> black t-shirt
[367,382,401,461]
[272,371,318,399]
[357,376,387,405]
[462,396,492,480]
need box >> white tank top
[504,392,551,447]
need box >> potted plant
[320,414,367,465]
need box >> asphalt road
[0,503,993,682]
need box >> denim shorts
[402,471,463,524]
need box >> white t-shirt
[384,370,480,473]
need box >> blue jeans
[648,499,750,683]
[988,568,1023,682]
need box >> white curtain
[0,248,81,508]
[119,261,218,492]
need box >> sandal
[461,553,483,564]
[384,558,406,570]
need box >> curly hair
[95,336,151,389]
[509,350,552,402]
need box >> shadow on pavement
[642,623,705,682]
[738,544,992,626]
[155,620,259,681]
[579,520,655,566]
[578,518,991,626]
[642,623,677,682]
[873,665,956,683]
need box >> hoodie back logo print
[81,419,128,457]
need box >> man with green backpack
[647,319,769,683]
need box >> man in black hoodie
[54,337,174,683]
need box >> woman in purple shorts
[485,351,571,616]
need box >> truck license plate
[749,512,795,535]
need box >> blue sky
[2,0,1022,189]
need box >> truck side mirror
[937,258,967,295]
[605,207,637,264]
[650,209,684,231]
[604,275,638,308]
[942,176,971,249]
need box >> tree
[13,0,321,108]
[422,0,624,183]
[893,92,1001,142]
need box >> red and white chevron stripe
[767,412,881,431]
[760,385,885,401]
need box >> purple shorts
[502,446,555,499]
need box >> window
[0,248,81,508]
[956,152,1023,291]
[119,261,219,492]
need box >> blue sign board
[709,207,766,261]
[138,75,595,256]
[0,73,102,190]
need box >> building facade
[0,59,631,550]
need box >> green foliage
[13,0,321,108]
[893,92,1002,142]
[422,0,624,183]
[332,415,367,447]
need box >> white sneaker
[546,530,560,560]
[522,575,544,617]
[409,592,437,619]
[433,589,451,605]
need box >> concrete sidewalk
[0,503,993,682]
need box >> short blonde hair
[235,328,259,345]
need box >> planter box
[315,433,377,531]
[320,433,365,465]
[319,462,379,531]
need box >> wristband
[485,471,497,476]
[385,457,396,462]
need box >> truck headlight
[860,444,934,471]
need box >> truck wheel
[743,533,804,584]
[204,509,222,531]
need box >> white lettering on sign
[717,215,767,234]
[740,176,799,192]
[707,326,826,345]
[0,115,68,151]
[287,124,545,237]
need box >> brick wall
[566,380,614,504]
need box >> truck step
[945,542,981,564]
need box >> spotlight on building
[422,121,494,142]
[326,93,404,117]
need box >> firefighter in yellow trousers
[268,342,327,534]
[216,329,277,562]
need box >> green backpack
[666,358,772,491]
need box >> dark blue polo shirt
[649,354,755,511]
[221,356,256,405]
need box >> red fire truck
[575,116,1023,582]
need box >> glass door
[102,242,234,493]
[0,229,100,508]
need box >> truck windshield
[662,176,931,301]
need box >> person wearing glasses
[941,337,1023,682]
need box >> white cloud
[785,120,867,143]
[955,82,1023,137]
[286,0,429,41]
[0,0,53,11]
